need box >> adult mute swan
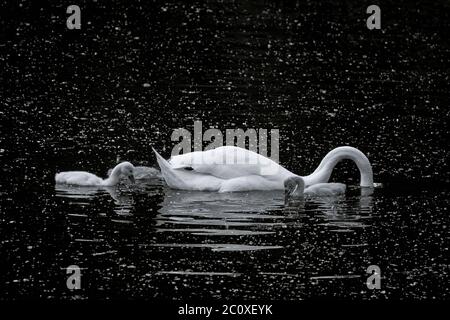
[153,146,373,195]
[55,162,135,186]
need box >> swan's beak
[284,184,296,204]
[285,184,297,195]
[128,175,135,184]
[284,189,290,205]
[291,184,298,195]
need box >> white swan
[107,166,161,180]
[55,162,135,186]
[284,176,346,202]
[153,146,373,195]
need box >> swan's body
[284,176,346,203]
[154,146,290,192]
[55,162,135,186]
[107,166,161,180]
[305,182,346,196]
[153,146,373,196]
[132,166,161,179]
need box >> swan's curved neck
[102,164,122,186]
[302,146,373,187]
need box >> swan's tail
[304,146,373,187]
[152,148,186,189]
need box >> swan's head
[118,162,135,183]
[284,176,305,202]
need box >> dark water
[1,0,449,300]
[2,180,448,300]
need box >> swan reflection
[156,187,374,232]
[156,189,285,230]
[54,182,160,215]
[55,184,132,202]
[55,181,375,253]
[55,180,374,237]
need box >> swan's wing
[324,183,346,194]
[153,148,222,191]
[107,166,161,180]
[134,166,161,179]
[169,146,289,179]
[55,171,102,186]
[304,182,346,196]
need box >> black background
[1,0,449,303]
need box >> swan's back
[304,182,346,196]
[55,171,103,186]
[107,166,161,180]
[134,166,161,179]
